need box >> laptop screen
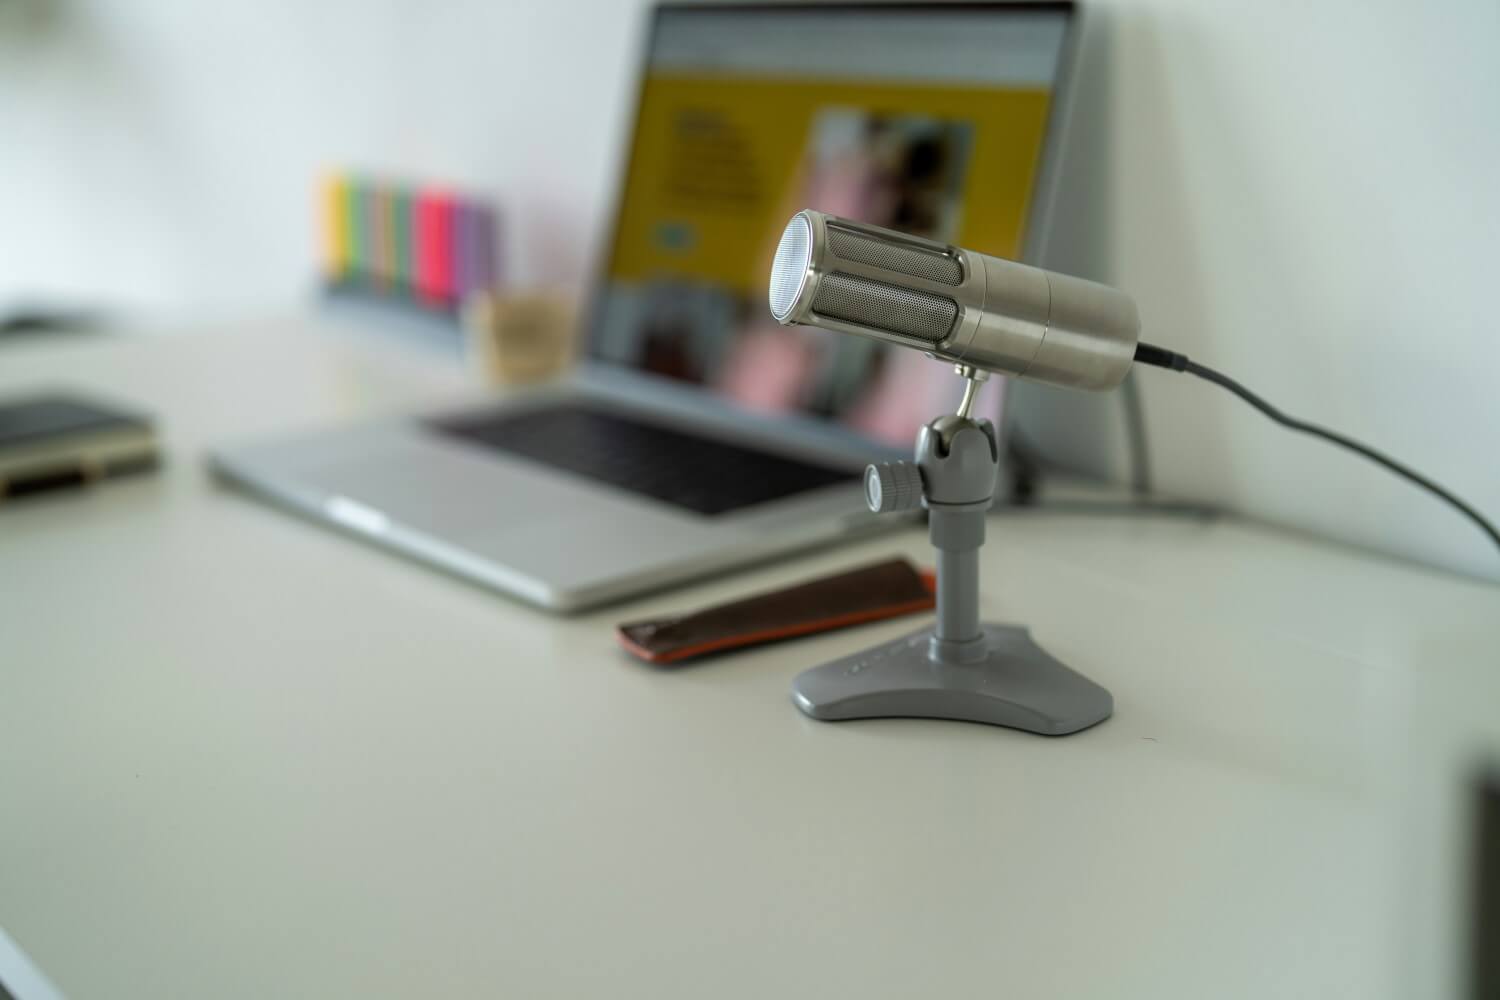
[588,3,1073,446]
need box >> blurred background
[1,0,1497,583]
[2,4,1498,996]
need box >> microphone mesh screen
[811,272,958,343]
[769,214,813,320]
[827,225,962,285]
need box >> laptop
[212,2,1079,612]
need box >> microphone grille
[769,214,813,321]
[826,224,962,286]
[810,273,958,344]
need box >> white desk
[2,321,1496,999]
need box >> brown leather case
[616,558,936,665]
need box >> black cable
[1133,341,1500,556]
[998,424,1221,520]
[1120,371,1154,496]
[997,499,1221,519]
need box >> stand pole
[934,545,979,644]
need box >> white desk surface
[1,321,1497,999]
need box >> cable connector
[1133,343,1190,371]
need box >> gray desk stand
[791,370,1113,736]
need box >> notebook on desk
[0,393,157,501]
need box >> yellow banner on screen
[608,74,1052,294]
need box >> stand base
[791,624,1112,735]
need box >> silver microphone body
[769,210,1139,392]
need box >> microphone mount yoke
[790,368,1114,735]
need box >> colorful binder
[318,171,499,313]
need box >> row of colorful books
[320,173,498,312]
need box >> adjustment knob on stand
[864,462,924,514]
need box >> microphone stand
[790,366,1114,735]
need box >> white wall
[1023,0,1500,582]
[0,0,648,309]
[2,0,1497,582]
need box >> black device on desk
[0,393,158,501]
[1474,770,1500,1000]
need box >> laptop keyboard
[426,404,856,516]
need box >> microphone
[768,210,1140,392]
[767,216,1500,736]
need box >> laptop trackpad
[307,432,733,587]
[469,509,724,592]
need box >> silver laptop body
[211,2,1078,612]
